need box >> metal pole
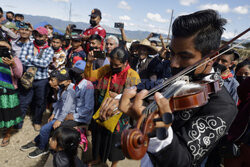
[166,9,174,44]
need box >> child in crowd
[20,68,76,158]
[49,126,86,167]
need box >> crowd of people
[0,6,249,167]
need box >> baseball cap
[89,8,102,18]
[71,29,83,41]
[71,60,86,74]
[54,69,71,82]
[33,26,48,36]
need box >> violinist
[100,9,239,167]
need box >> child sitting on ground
[20,68,76,158]
[49,126,86,167]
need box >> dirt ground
[0,112,140,167]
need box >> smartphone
[94,51,106,59]
[0,47,11,59]
[114,22,124,29]
[152,33,160,38]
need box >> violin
[120,28,250,160]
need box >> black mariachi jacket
[148,86,238,167]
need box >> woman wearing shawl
[85,47,140,167]
[0,41,23,147]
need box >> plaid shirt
[19,41,54,80]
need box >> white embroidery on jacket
[179,109,193,120]
[187,116,226,165]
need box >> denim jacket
[53,83,76,122]
[74,79,94,124]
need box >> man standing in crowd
[118,9,238,167]
[82,8,106,53]
[49,35,66,72]
[11,22,31,57]
[130,39,157,79]
[105,35,119,62]
[18,26,54,131]
[6,11,15,22]
[214,46,239,103]
[88,34,106,69]
[66,31,86,68]
[0,7,5,23]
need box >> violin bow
[144,28,250,99]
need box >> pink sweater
[10,57,23,89]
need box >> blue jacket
[73,79,94,124]
[223,76,239,104]
[53,83,75,122]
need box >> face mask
[59,84,66,90]
[230,64,236,70]
[35,39,46,46]
[7,18,13,22]
[213,62,227,74]
[236,76,248,85]
[52,46,60,51]
[89,46,98,51]
[90,20,97,27]
[111,66,122,74]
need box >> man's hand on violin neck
[119,87,172,124]
[154,92,172,128]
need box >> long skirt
[0,87,22,128]
[91,121,125,162]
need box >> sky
[1,0,250,39]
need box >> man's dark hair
[150,40,157,46]
[0,7,3,14]
[235,60,250,74]
[172,9,227,56]
[15,13,24,19]
[219,45,236,61]
[6,11,14,16]
[52,35,63,42]
[110,47,129,63]
[89,34,102,43]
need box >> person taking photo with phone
[0,40,23,147]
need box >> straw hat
[134,39,158,55]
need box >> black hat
[55,69,71,82]
[89,8,102,18]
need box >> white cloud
[222,31,234,39]
[233,6,248,14]
[179,0,198,6]
[199,4,230,13]
[143,19,148,23]
[53,0,69,2]
[119,15,131,21]
[166,9,172,13]
[146,13,168,23]
[118,1,131,10]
